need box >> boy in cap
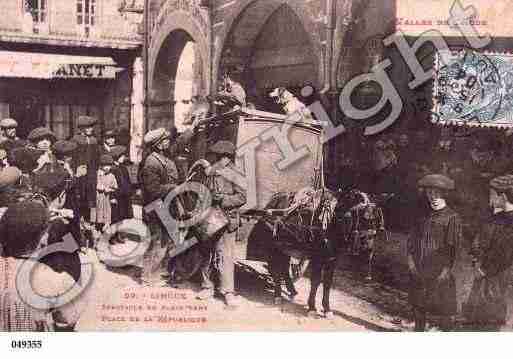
[71,116,99,225]
[408,174,462,331]
[196,140,246,308]
[466,175,513,330]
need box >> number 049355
[10,340,42,349]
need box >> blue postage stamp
[434,49,513,127]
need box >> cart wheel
[168,246,203,282]
[289,258,310,282]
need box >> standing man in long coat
[467,174,513,330]
[71,116,99,225]
[196,141,246,308]
[139,125,196,285]
[408,174,462,331]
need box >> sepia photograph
[0,1,512,348]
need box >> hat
[143,128,170,147]
[33,168,69,200]
[490,175,513,191]
[418,174,455,190]
[0,167,22,190]
[8,147,41,173]
[27,127,56,143]
[208,140,236,156]
[110,145,127,160]
[77,115,97,128]
[0,118,17,128]
[0,201,49,257]
[100,154,114,166]
[53,140,77,158]
[104,129,117,138]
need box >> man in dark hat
[196,140,246,308]
[466,174,513,330]
[408,174,462,331]
[71,116,99,225]
[139,121,198,285]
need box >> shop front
[0,52,130,141]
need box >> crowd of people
[1,86,513,332]
[0,112,249,331]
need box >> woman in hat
[0,200,78,331]
[408,174,462,331]
[96,155,118,233]
[27,127,58,174]
[31,168,82,283]
[466,174,513,330]
[101,129,117,157]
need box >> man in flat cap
[196,140,246,308]
[0,118,19,143]
[139,120,199,285]
[71,116,99,226]
[466,175,513,330]
[408,174,462,331]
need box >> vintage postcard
[0,0,512,335]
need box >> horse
[268,186,340,318]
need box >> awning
[0,51,123,79]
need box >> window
[25,0,47,24]
[77,0,96,37]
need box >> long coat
[408,206,462,315]
[71,134,99,212]
[112,164,133,223]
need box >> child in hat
[110,145,133,226]
[96,155,118,234]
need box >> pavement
[68,219,513,332]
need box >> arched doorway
[217,1,322,111]
[148,28,207,131]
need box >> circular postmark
[435,49,503,124]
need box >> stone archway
[214,0,324,102]
[148,13,210,130]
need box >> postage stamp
[434,49,513,126]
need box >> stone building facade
[0,0,142,143]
